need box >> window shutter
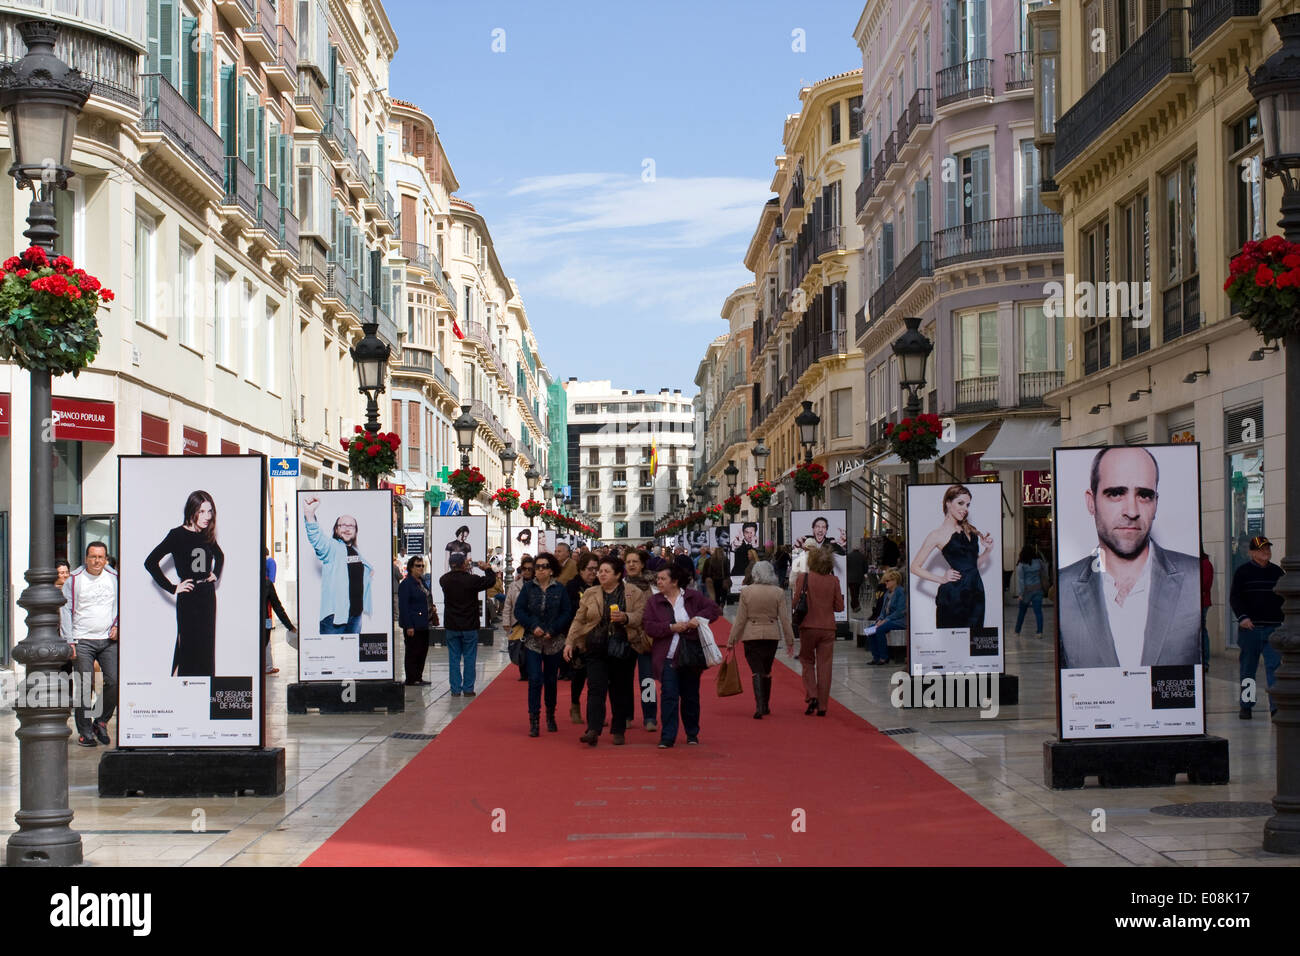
[279,134,291,210]
[256,105,265,184]
[945,172,959,228]
[268,120,279,199]
[883,223,895,275]
[973,147,990,221]
[181,17,197,106]
[401,194,416,240]
[146,0,159,73]
[220,65,236,155]
[158,0,176,86]
[942,0,960,66]
[376,133,384,177]
[970,0,987,59]
[200,33,213,124]
[861,131,871,178]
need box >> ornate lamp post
[499,442,517,589]
[350,258,391,492]
[1,19,91,868]
[453,404,478,516]
[795,401,821,509]
[724,459,739,499]
[753,436,770,552]
[706,476,719,505]
[891,315,934,486]
[1248,13,1300,853]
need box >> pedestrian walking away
[726,561,794,719]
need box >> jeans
[1015,591,1044,634]
[525,647,560,716]
[446,629,478,694]
[1238,623,1281,713]
[585,652,636,735]
[637,651,657,722]
[659,658,701,743]
[73,638,118,738]
[872,622,900,663]
[319,614,361,635]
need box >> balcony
[294,69,325,130]
[471,399,508,447]
[816,225,845,259]
[1055,7,1192,172]
[782,182,804,225]
[955,375,999,412]
[935,58,994,108]
[866,241,933,333]
[871,131,898,187]
[254,184,279,243]
[855,176,873,220]
[221,156,256,224]
[215,0,255,30]
[396,346,435,379]
[1191,0,1260,51]
[276,207,299,263]
[402,239,433,274]
[139,73,224,196]
[854,305,867,342]
[240,0,277,62]
[266,24,298,93]
[297,238,328,294]
[345,144,368,197]
[933,214,1061,269]
[896,88,934,160]
[322,105,345,160]
[1018,369,1062,406]
[1005,51,1034,92]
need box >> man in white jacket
[61,541,118,747]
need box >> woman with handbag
[643,563,723,748]
[398,556,438,685]
[869,569,905,665]
[794,546,844,716]
[503,557,534,681]
[564,555,648,746]
[514,552,574,737]
[726,561,794,719]
[564,553,600,723]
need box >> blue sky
[386,1,863,394]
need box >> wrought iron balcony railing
[1005,50,1033,91]
[140,73,224,186]
[933,214,1061,268]
[955,375,999,412]
[936,58,994,107]
[1018,369,1062,405]
[1190,0,1260,50]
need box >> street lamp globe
[724,459,739,497]
[752,436,770,481]
[453,405,477,454]
[795,401,820,460]
[525,465,540,492]
[706,477,720,501]
[1250,15,1300,184]
[499,441,518,481]
[892,315,933,391]
[350,327,390,399]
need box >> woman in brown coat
[726,561,793,719]
[794,545,844,716]
[563,555,649,746]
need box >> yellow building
[1034,0,1289,652]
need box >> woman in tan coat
[563,555,649,746]
[794,545,844,716]
[726,561,793,719]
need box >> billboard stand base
[286,680,405,714]
[98,747,285,797]
[1043,736,1230,789]
[430,627,496,647]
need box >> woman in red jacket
[794,546,844,716]
[643,563,722,748]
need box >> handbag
[697,619,723,667]
[508,638,526,666]
[673,635,707,671]
[715,647,743,697]
[792,578,809,628]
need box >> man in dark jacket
[1230,535,1284,718]
[440,552,493,696]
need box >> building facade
[851,0,1063,567]
[1033,0,1287,653]
[564,380,694,542]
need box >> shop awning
[867,452,939,476]
[977,417,1060,471]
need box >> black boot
[546,710,558,732]
[752,675,764,719]
[761,675,772,715]
[529,714,540,737]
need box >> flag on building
[649,439,658,478]
[451,317,465,340]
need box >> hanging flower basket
[722,494,742,517]
[0,246,114,377]
[341,427,400,480]
[745,481,776,509]
[792,462,829,500]
[886,414,942,464]
[1225,236,1300,341]
[491,487,520,512]
[521,499,543,520]
[705,503,724,524]
[448,466,486,501]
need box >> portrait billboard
[429,515,489,625]
[296,490,395,682]
[723,520,760,593]
[118,455,265,747]
[1053,444,1204,740]
[510,526,545,563]
[791,510,848,623]
[906,482,1004,675]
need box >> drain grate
[879,727,917,736]
[390,732,438,740]
[1150,801,1273,818]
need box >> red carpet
[305,625,1060,866]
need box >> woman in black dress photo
[144,490,226,677]
[909,484,994,629]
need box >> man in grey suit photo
[1058,446,1201,670]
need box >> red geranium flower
[1255,265,1275,287]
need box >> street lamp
[1248,13,1300,854]
[724,460,739,499]
[0,19,91,868]
[753,436,770,552]
[795,401,820,464]
[453,404,477,515]
[542,477,553,509]
[892,315,934,486]
[706,477,719,505]
[499,442,518,589]
[350,324,390,493]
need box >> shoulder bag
[792,576,809,628]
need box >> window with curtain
[1020,305,1063,371]
[265,300,278,392]
[1230,112,1263,253]
[134,212,156,329]
[1120,192,1151,358]
[1021,139,1047,215]
[178,239,196,347]
[958,310,998,380]
[214,267,231,366]
[1080,218,1111,374]
[831,388,853,439]
[1161,156,1200,342]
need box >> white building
[564,380,695,542]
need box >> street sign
[393,483,406,496]
[562,485,571,499]
[438,500,462,516]
[404,524,425,555]
[269,457,299,477]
